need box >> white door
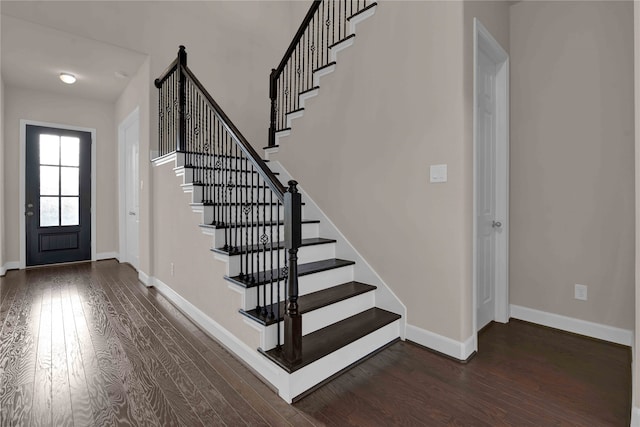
[123,116,139,268]
[476,47,499,330]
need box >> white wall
[3,86,118,262]
[509,1,635,330]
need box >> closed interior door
[25,125,91,266]
[124,118,139,267]
[476,48,498,330]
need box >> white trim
[269,160,407,339]
[472,18,510,349]
[1,261,20,276]
[151,151,177,167]
[19,120,97,269]
[96,252,119,261]
[510,304,633,347]
[149,276,285,399]
[406,324,475,361]
[631,407,640,427]
[137,270,152,287]
[118,107,140,268]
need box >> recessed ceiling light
[59,73,76,84]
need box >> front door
[25,125,91,266]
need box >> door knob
[492,220,502,228]
[128,211,136,216]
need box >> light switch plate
[430,164,447,183]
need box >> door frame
[472,18,510,348]
[19,120,97,269]
[118,107,140,268]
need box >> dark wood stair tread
[313,62,336,74]
[347,3,377,21]
[299,86,320,96]
[190,201,304,207]
[212,237,335,256]
[260,307,400,373]
[199,219,320,230]
[240,281,376,326]
[328,34,356,50]
[225,258,355,288]
[286,108,305,116]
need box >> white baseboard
[1,261,20,276]
[96,251,119,261]
[510,304,633,346]
[631,407,640,427]
[406,324,475,361]
[149,276,286,398]
[138,270,152,287]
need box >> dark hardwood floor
[0,260,631,426]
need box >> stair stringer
[273,3,379,148]
[151,152,302,402]
[268,160,407,339]
[155,151,400,403]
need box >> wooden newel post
[284,180,302,364]
[268,68,278,148]
[177,45,187,153]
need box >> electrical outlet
[170,262,175,277]
[574,284,587,301]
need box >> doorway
[473,19,509,336]
[25,125,92,266]
[118,108,140,269]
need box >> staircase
[152,0,403,403]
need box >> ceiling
[0,13,148,102]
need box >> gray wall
[509,1,635,330]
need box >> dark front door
[25,125,91,266]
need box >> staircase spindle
[156,45,302,366]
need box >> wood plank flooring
[0,260,631,426]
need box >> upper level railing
[268,0,374,146]
[154,46,303,365]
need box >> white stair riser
[348,5,377,36]
[195,205,306,224]
[183,185,283,205]
[329,36,355,63]
[241,264,355,310]
[298,88,319,109]
[211,222,319,247]
[285,320,399,401]
[176,152,268,168]
[179,168,284,189]
[285,110,305,128]
[225,243,336,277]
[262,291,376,350]
[312,63,336,87]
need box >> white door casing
[119,108,140,268]
[473,19,509,339]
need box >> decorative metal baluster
[338,0,342,43]
[223,132,230,251]
[234,142,239,255]
[269,190,275,321]
[261,178,268,318]
[255,169,262,314]
[321,2,325,68]
[277,193,282,349]
[215,116,222,225]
